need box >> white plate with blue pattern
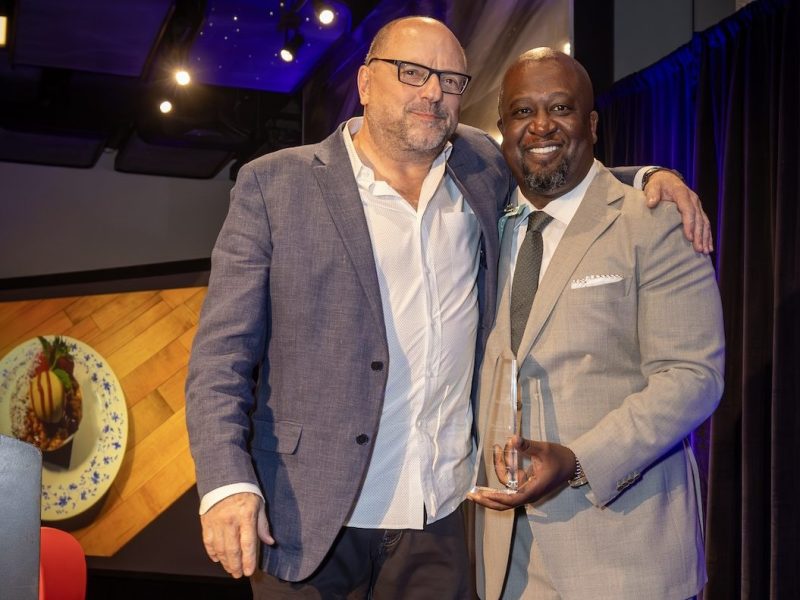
[0,335,128,521]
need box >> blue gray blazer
[185,123,515,580]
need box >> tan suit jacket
[475,164,725,599]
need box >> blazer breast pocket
[564,278,628,305]
[251,418,302,454]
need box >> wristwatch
[641,166,685,190]
[568,456,589,488]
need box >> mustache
[406,103,448,118]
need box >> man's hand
[643,170,713,254]
[200,492,274,578]
[468,436,576,510]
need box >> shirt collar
[512,159,600,230]
[341,117,453,194]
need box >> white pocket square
[570,274,624,289]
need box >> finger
[690,194,704,252]
[240,518,259,577]
[467,488,520,511]
[512,435,532,454]
[202,523,221,564]
[257,505,275,546]
[645,181,661,207]
[673,190,697,243]
[221,520,245,578]
[492,444,509,485]
[702,212,713,254]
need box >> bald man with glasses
[186,16,710,599]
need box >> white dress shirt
[509,160,600,283]
[342,118,480,528]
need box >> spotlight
[313,1,335,25]
[0,15,7,48]
[175,70,191,86]
[159,100,173,114]
[280,30,303,63]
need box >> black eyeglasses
[368,58,471,95]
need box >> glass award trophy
[485,357,521,493]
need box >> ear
[357,65,370,107]
[589,110,598,144]
[496,117,504,133]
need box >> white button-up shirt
[509,160,600,282]
[343,118,480,529]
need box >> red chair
[39,527,86,600]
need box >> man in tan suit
[468,49,725,599]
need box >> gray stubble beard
[522,158,569,194]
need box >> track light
[175,70,191,86]
[280,30,303,63]
[159,100,173,114]
[313,1,335,25]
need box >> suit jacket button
[371,361,384,371]
[356,434,369,445]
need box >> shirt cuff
[633,166,655,190]
[198,483,264,515]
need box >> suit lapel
[516,167,623,360]
[312,131,385,330]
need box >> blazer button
[370,361,384,371]
[356,434,369,445]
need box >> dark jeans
[251,507,470,599]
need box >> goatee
[523,159,569,194]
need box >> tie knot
[527,211,553,233]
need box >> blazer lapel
[516,167,623,359]
[312,131,385,330]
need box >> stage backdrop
[595,1,799,598]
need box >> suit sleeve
[607,166,646,187]
[568,203,725,507]
[185,161,272,498]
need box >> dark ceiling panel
[13,0,174,76]
[0,127,105,168]
[115,130,233,178]
[188,0,351,93]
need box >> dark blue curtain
[597,1,800,598]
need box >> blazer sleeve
[185,161,272,497]
[568,201,725,507]
[607,166,644,187]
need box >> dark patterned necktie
[510,211,553,354]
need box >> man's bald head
[365,16,467,69]
[499,48,594,117]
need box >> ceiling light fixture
[0,15,7,48]
[280,30,303,63]
[313,1,335,25]
[175,70,191,86]
[159,100,173,114]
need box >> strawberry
[55,356,75,375]
[33,352,49,376]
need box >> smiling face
[357,18,465,159]
[498,51,598,207]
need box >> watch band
[568,456,588,488]
[641,166,685,190]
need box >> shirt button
[371,361,384,371]
[356,434,369,445]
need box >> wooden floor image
[0,286,206,557]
